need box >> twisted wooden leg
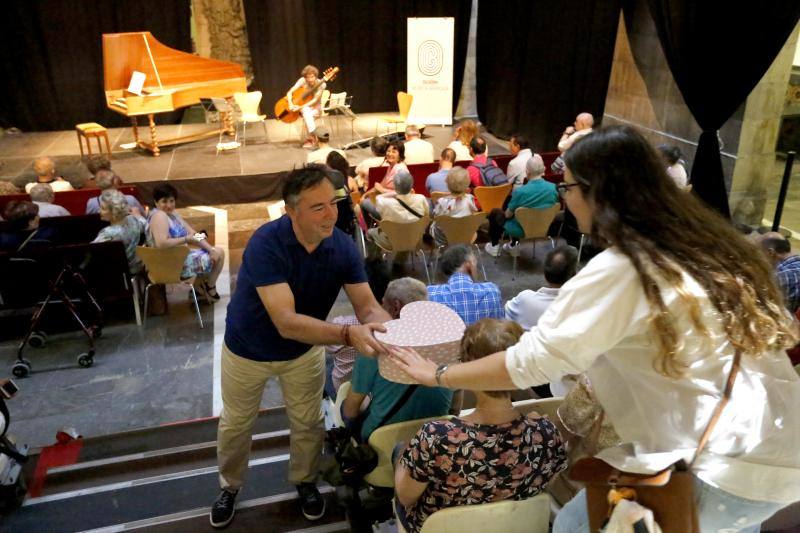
[148,114,160,157]
[131,117,139,144]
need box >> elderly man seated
[342,277,453,442]
[29,183,70,218]
[366,170,429,252]
[484,155,558,257]
[428,244,503,325]
[85,169,144,216]
[25,156,74,193]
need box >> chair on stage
[200,97,239,155]
[376,91,413,135]
[233,91,269,146]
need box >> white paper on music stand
[128,71,146,96]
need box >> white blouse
[505,247,800,503]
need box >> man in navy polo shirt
[211,165,391,528]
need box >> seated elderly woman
[85,169,144,216]
[393,318,567,533]
[92,189,146,274]
[366,170,429,252]
[29,183,70,218]
[25,156,73,194]
[147,183,224,300]
[0,200,53,252]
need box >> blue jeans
[553,476,787,533]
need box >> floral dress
[146,209,212,279]
[399,413,567,532]
[93,215,145,274]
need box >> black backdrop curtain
[0,1,191,132]
[242,0,471,117]
[645,0,800,217]
[476,0,621,151]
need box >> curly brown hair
[461,319,524,397]
[564,125,798,377]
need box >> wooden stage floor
[0,112,510,206]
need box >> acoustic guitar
[274,66,340,124]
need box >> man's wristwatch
[435,363,450,387]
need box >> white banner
[407,17,454,126]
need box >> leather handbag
[569,350,741,532]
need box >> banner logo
[417,40,444,76]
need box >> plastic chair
[364,415,450,488]
[474,183,512,213]
[376,91,413,134]
[398,492,550,533]
[432,213,489,279]
[374,216,432,283]
[511,204,561,280]
[233,91,269,146]
[135,245,203,328]
[430,191,449,203]
[331,381,351,428]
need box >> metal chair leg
[189,286,204,329]
[474,244,487,280]
[242,122,247,146]
[142,284,152,327]
[419,250,431,284]
[131,276,142,326]
[262,120,269,142]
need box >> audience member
[320,153,357,236]
[484,155,557,257]
[359,141,407,222]
[212,166,390,528]
[342,277,451,441]
[657,144,689,189]
[402,125,435,165]
[92,189,145,274]
[429,167,478,246]
[393,318,567,533]
[425,148,456,194]
[0,200,47,252]
[307,127,346,165]
[29,183,70,218]
[366,170,429,251]
[557,112,594,153]
[391,125,800,532]
[85,154,112,187]
[0,180,19,195]
[506,134,533,189]
[447,119,478,161]
[147,183,224,300]
[354,136,389,192]
[25,157,73,193]
[466,137,505,189]
[85,169,144,216]
[505,245,578,330]
[428,244,503,325]
[757,232,800,312]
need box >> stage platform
[0,112,510,206]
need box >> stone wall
[192,0,253,85]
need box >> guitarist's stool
[76,123,111,159]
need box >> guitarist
[286,65,327,149]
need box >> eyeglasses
[556,182,581,197]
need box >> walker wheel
[77,353,93,368]
[12,360,31,378]
[28,331,47,348]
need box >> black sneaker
[296,482,326,521]
[210,489,238,528]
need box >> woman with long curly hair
[390,125,800,531]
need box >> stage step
[6,408,349,532]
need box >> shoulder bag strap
[395,198,424,219]
[689,349,742,467]
[375,385,419,428]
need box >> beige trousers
[217,343,325,490]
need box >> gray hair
[405,125,420,138]
[383,277,428,307]
[100,189,130,221]
[29,183,55,203]
[394,170,413,195]
[526,154,545,179]
[95,169,116,190]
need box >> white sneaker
[484,243,501,257]
[503,242,520,257]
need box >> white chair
[233,91,269,146]
[396,492,551,533]
[208,97,239,155]
[331,381,351,428]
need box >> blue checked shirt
[776,255,800,312]
[427,272,504,325]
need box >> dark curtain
[0,1,191,132]
[645,0,800,217]
[476,0,621,152]
[242,0,471,117]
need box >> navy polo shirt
[224,215,368,362]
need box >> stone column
[729,22,799,227]
[192,0,253,84]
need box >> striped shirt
[427,272,504,325]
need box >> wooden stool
[76,122,111,158]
